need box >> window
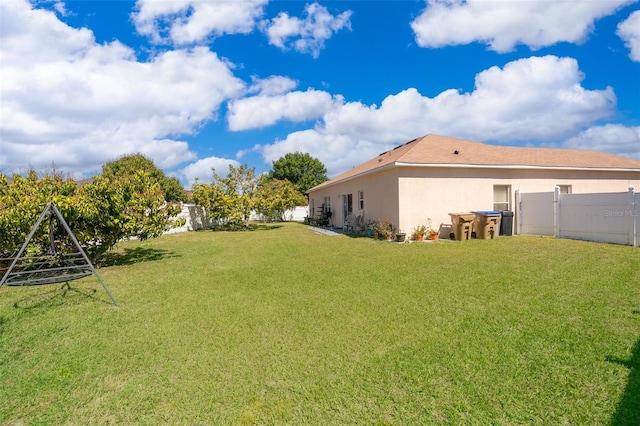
[493,185,510,211]
[358,191,364,210]
[557,185,572,194]
[323,196,331,211]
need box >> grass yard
[1,223,639,425]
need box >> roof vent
[454,150,459,155]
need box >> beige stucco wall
[308,167,401,229]
[398,166,639,235]
[309,164,639,237]
[309,170,399,231]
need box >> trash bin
[500,210,514,236]
[449,213,475,241]
[471,211,501,239]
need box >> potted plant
[366,220,376,238]
[378,218,395,241]
[412,224,428,241]
[395,230,406,243]
[426,218,439,240]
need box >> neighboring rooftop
[310,134,640,191]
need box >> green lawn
[1,223,639,425]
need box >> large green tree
[0,169,78,260]
[255,177,307,222]
[269,152,328,194]
[102,153,188,203]
[77,170,182,262]
[0,162,183,264]
[192,164,259,228]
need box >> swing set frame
[0,203,118,306]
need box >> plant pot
[396,233,406,243]
[384,233,392,241]
[367,229,374,237]
[373,231,379,239]
[415,235,424,242]
[428,232,439,241]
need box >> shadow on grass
[344,233,374,239]
[607,333,640,425]
[11,282,111,310]
[250,223,284,232]
[192,223,284,233]
[101,246,179,267]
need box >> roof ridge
[308,134,640,192]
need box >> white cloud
[235,144,262,161]
[50,0,69,17]
[562,124,640,160]
[258,56,617,176]
[180,156,241,186]
[322,56,615,142]
[132,0,267,45]
[247,75,298,96]
[0,0,245,176]
[0,0,96,65]
[261,129,386,179]
[617,10,640,62]
[137,139,197,169]
[262,2,352,57]
[411,0,634,52]
[227,89,337,130]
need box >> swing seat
[3,268,93,286]
[1,252,94,286]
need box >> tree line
[192,152,327,228]
[0,152,327,264]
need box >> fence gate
[517,191,555,236]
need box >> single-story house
[306,134,640,236]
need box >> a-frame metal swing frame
[0,203,118,306]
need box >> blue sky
[1,0,639,187]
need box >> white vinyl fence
[517,187,638,247]
[166,204,309,234]
[165,204,212,234]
